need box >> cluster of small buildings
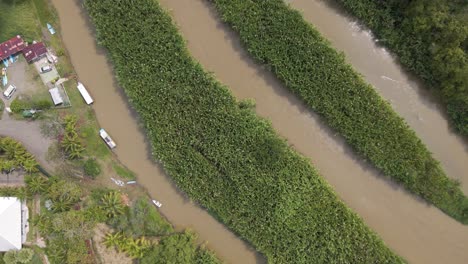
[0,35,47,64]
[1,36,64,104]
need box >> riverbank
[331,0,468,136]
[50,0,262,262]
[287,0,468,195]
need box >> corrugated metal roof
[0,36,25,61]
[22,42,47,63]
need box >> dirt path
[0,118,53,170]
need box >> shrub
[83,158,101,178]
[141,231,219,264]
[32,99,53,110]
[9,98,30,113]
[3,248,33,264]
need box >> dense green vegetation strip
[211,0,468,223]
[85,0,404,263]
[332,0,468,135]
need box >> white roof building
[0,197,27,251]
[48,87,63,106]
[77,82,94,105]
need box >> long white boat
[77,82,94,105]
[99,128,116,149]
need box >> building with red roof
[0,36,25,61]
[22,42,47,63]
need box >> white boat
[47,23,56,35]
[152,199,162,208]
[77,82,94,105]
[99,129,116,149]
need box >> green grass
[30,252,43,264]
[212,0,468,224]
[80,124,110,159]
[112,162,136,180]
[31,0,57,26]
[0,0,41,42]
[85,0,404,263]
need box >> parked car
[3,84,16,99]
[40,65,52,73]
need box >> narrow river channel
[50,0,262,263]
[157,0,468,263]
[287,0,468,196]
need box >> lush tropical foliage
[99,191,125,218]
[35,210,96,264]
[45,177,82,212]
[141,231,220,264]
[3,248,34,264]
[332,0,468,135]
[106,197,172,237]
[211,0,468,223]
[0,137,38,173]
[103,232,151,259]
[85,0,404,262]
[60,115,84,159]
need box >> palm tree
[103,232,123,249]
[60,115,85,160]
[51,199,73,212]
[62,132,84,159]
[26,175,48,194]
[125,236,151,259]
[100,191,125,218]
[116,235,131,253]
[1,160,15,174]
[22,157,39,173]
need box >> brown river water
[52,0,468,263]
[51,0,262,263]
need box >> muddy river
[158,0,468,263]
[50,0,262,263]
[51,0,468,263]
[287,0,468,195]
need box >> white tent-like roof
[48,87,63,106]
[0,197,22,251]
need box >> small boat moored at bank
[77,82,94,105]
[99,128,116,149]
[152,199,162,208]
[47,23,56,35]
